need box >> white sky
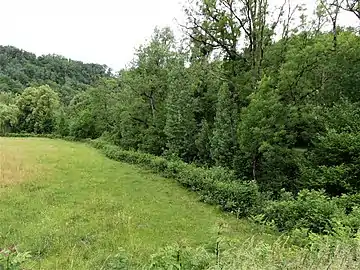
[0,0,185,70]
[0,0,358,71]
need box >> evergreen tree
[195,119,212,165]
[211,83,238,167]
[164,65,197,162]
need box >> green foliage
[0,45,111,101]
[5,27,360,202]
[195,119,212,165]
[69,109,99,139]
[263,190,341,234]
[55,107,69,136]
[211,83,237,168]
[94,138,360,236]
[115,110,144,150]
[164,62,197,161]
[298,100,360,196]
[0,246,31,270]
[302,130,360,195]
[0,104,19,134]
[262,189,360,236]
[237,77,300,193]
[15,85,60,134]
[148,244,212,270]
[112,28,177,155]
[66,78,119,139]
[336,193,360,215]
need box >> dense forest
[0,46,112,102]
[1,0,360,236]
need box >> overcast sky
[0,0,185,70]
[0,0,358,71]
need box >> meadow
[0,137,265,269]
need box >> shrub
[336,193,360,214]
[263,190,342,234]
[335,194,360,233]
[200,180,264,217]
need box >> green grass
[0,138,269,269]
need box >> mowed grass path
[0,138,262,269]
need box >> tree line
[1,0,360,198]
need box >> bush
[263,190,343,234]
[200,180,264,217]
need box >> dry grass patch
[0,138,43,186]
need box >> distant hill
[0,45,113,103]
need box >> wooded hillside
[0,45,112,102]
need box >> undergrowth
[104,229,360,269]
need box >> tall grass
[108,232,360,269]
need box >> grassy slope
[0,138,267,269]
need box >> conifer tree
[211,83,238,167]
[195,119,212,165]
[164,65,197,161]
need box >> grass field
[0,137,267,269]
